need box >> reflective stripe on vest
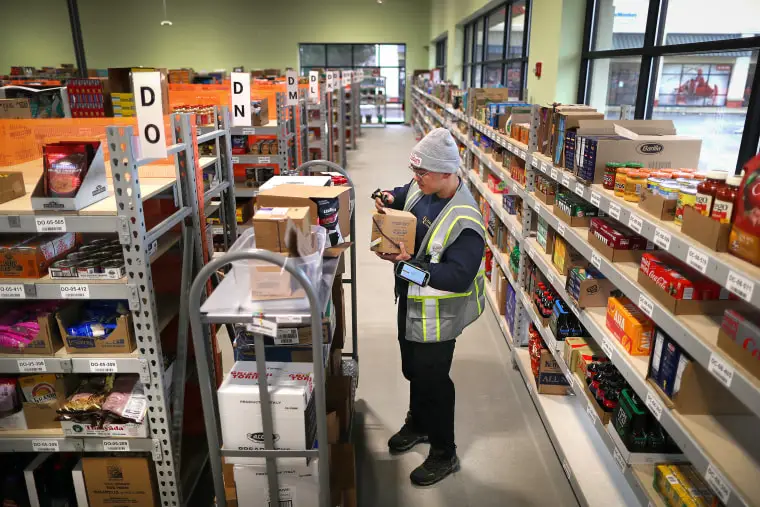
[408,284,473,342]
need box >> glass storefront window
[588,57,641,118]
[592,0,647,51]
[505,61,523,98]
[484,64,503,86]
[508,1,527,58]
[474,19,484,62]
[300,45,326,67]
[327,46,352,67]
[486,8,506,61]
[353,45,378,66]
[663,0,760,46]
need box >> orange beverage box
[0,233,78,278]
[605,296,653,356]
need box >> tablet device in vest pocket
[395,261,430,286]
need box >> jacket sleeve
[426,230,485,293]
[388,182,411,210]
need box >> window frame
[461,1,531,99]
[577,0,760,170]
[435,37,448,81]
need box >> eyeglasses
[409,165,430,178]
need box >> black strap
[372,216,401,250]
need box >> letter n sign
[132,72,167,159]
[231,72,251,127]
[286,69,298,106]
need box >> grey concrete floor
[346,126,579,507]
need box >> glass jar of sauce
[710,175,742,224]
[695,170,728,216]
[614,168,630,197]
[625,170,648,202]
[603,163,623,190]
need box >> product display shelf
[484,280,514,350]
[352,80,360,141]
[331,87,347,167]
[307,88,330,160]
[467,171,524,244]
[360,76,386,128]
[0,427,157,454]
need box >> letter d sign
[286,69,298,106]
[231,72,251,127]
[132,72,167,159]
[309,71,320,104]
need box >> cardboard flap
[257,184,351,238]
[576,119,677,136]
[325,241,352,258]
[613,124,641,140]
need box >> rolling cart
[188,161,357,507]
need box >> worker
[374,127,486,486]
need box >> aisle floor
[346,126,578,507]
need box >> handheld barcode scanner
[371,188,393,207]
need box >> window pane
[327,45,352,66]
[464,25,472,64]
[463,67,470,88]
[300,45,326,67]
[353,45,378,66]
[473,65,482,87]
[486,7,506,61]
[508,1,527,58]
[588,57,641,117]
[505,62,523,99]
[663,0,760,46]
[652,50,757,170]
[484,63,503,86]
[474,19,484,62]
[592,0,647,51]
[378,44,404,67]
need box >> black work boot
[410,448,460,486]
[388,412,428,454]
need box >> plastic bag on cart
[227,225,326,306]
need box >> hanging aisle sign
[326,72,334,92]
[309,71,320,104]
[286,69,298,106]
[132,72,167,159]
[357,69,364,82]
[230,72,251,127]
[342,71,350,87]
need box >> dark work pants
[397,299,457,457]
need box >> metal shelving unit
[360,76,387,128]
[332,87,347,168]
[412,85,760,507]
[351,80,360,142]
[307,87,330,161]
[0,109,236,505]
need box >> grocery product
[0,233,78,278]
[603,162,622,190]
[710,175,741,224]
[19,374,59,403]
[717,309,760,378]
[653,464,719,507]
[624,170,648,202]
[606,296,653,356]
[585,361,624,416]
[589,218,650,250]
[640,251,726,301]
[728,154,760,265]
[57,376,113,418]
[674,181,698,225]
[695,170,728,216]
[614,167,630,197]
[0,301,60,350]
[0,378,19,418]
[65,301,129,339]
[100,375,148,424]
[42,142,98,198]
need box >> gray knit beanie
[409,127,461,174]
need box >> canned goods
[675,183,698,225]
[66,252,89,262]
[659,181,680,200]
[78,245,100,254]
[88,239,112,246]
[76,260,102,276]
[51,259,78,277]
[102,259,125,269]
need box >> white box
[606,422,687,465]
[234,460,319,507]
[218,362,316,462]
[60,420,148,438]
[24,453,52,507]
[72,459,90,507]
[259,175,332,191]
[0,409,28,430]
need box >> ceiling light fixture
[377,0,383,4]
[160,0,172,26]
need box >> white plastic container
[228,226,326,303]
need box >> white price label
[519,150,526,159]
[89,359,118,373]
[17,359,46,373]
[601,337,614,360]
[32,439,60,452]
[591,251,602,269]
[562,460,571,480]
[586,401,598,424]
[561,173,571,188]
[542,162,550,174]
[628,213,643,234]
[686,247,709,274]
[726,270,754,302]
[231,156,239,164]
[613,447,627,474]
[241,127,256,135]
[590,191,601,207]
[704,464,732,504]
[259,156,271,164]
[645,391,663,421]
[274,328,299,346]
[608,203,621,220]
[60,284,90,299]
[35,216,66,233]
[248,316,278,338]
[556,223,566,237]
[275,315,302,324]
[550,168,559,180]
[574,182,585,197]
[0,284,25,299]
[638,293,654,318]
[103,440,131,452]
[707,353,735,388]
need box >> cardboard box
[535,187,555,206]
[60,420,148,437]
[259,175,332,191]
[218,361,316,463]
[57,303,136,354]
[573,120,702,185]
[252,97,269,126]
[552,236,588,276]
[0,232,78,278]
[369,209,416,254]
[536,349,571,395]
[252,207,311,252]
[0,172,25,205]
[606,296,653,356]
[330,443,357,507]
[639,189,677,221]
[681,206,730,252]
[32,142,110,212]
[636,270,732,316]
[606,422,686,466]
[82,457,157,507]
[588,230,645,264]
[0,310,63,355]
[566,269,615,308]
[581,373,612,424]
[563,337,588,370]
[0,98,32,119]
[554,203,591,228]
[234,459,318,507]
[257,184,351,244]
[327,375,352,437]
[552,110,605,168]
[717,309,760,381]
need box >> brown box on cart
[57,303,136,354]
[330,443,357,507]
[327,375,352,436]
[252,206,311,252]
[81,457,158,507]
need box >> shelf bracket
[127,284,141,311]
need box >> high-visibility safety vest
[402,179,486,343]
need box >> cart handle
[187,249,330,507]
[296,159,355,204]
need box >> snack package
[0,301,61,350]
[42,142,96,198]
[0,378,19,417]
[65,301,128,338]
[57,375,113,418]
[101,375,147,424]
[19,374,59,403]
[729,153,760,265]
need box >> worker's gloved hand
[376,242,411,263]
[372,189,394,213]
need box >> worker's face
[411,166,448,194]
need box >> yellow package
[19,374,59,403]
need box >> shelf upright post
[300,89,308,165]
[340,89,347,168]
[107,124,184,506]
[216,105,238,249]
[321,88,329,161]
[276,91,292,175]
